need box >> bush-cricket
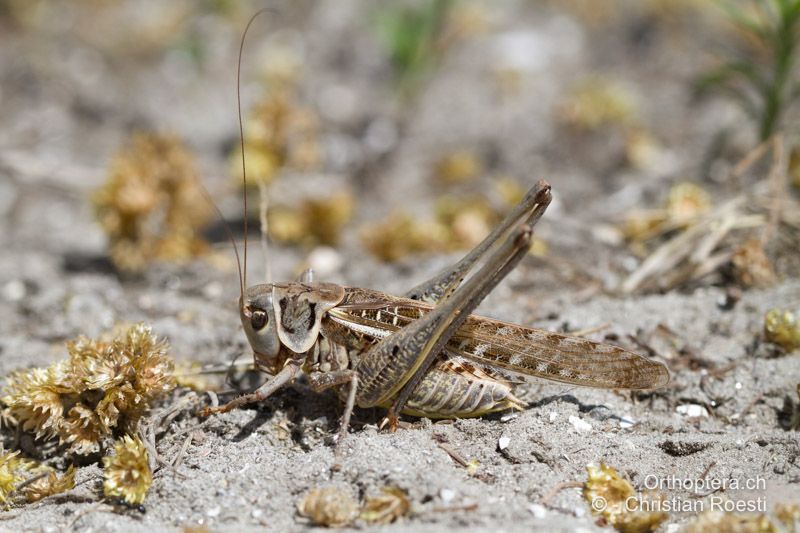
[199,10,670,452]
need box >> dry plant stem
[429,503,479,513]
[172,433,194,469]
[64,502,114,531]
[762,135,786,245]
[621,199,765,293]
[731,136,773,181]
[13,472,50,492]
[540,480,583,507]
[438,443,470,468]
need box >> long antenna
[199,186,244,301]
[238,7,275,293]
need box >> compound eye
[250,309,268,330]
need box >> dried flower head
[361,487,411,525]
[0,450,29,506]
[731,238,776,288]
[21,465,76,503]
[684,510,776,533]
[775,502,800,530]
[361,211,451,262]
[791,145,800,190]
[765,309,800,352]
[433,151,483,185]
[232,88,319,187]
[584,463,667,533]
[0,448,73,507]
[172,360,215,392]
[268,193,355,247]
[559,77,636,131]
[297,486,359,528]
[2,324,175,454]
[621,181,712,248]
[362,189,547,262]
[103,435,152,506]
[92,132,210,272]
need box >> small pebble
[2,279,26,302]
[529,503,547,518]
[498,436,510,451]
[549,412,559,422]
[619,416,635,429]
[307,246,343,277]
[675,404,709,418]
[206,506,221,518]
[439,488,456,504]
[568,415,592,433]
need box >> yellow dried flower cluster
[583,463,667,533]
[103,435,152,506]
[731,238,776,288]
[559,77,636,131]
[0,450,29,506]
[268,192,355,247]
[684,510,777,533]
[360,487,411,524]
[22,465,76,503]
[775,502,800,530]
[2,324,175,454]
[361,210,452,262]
[433,151,483,185]
[92,132,211,272]
[232,89,319,187]
[362,181,546,262]
[621,181,711,251]
[765,309,800,352]
[791,145,800,191]
[0,449,75,507]
[298,485,412,527]
[297,486,359,528]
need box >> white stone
[529,503,547,518]
[569,415,592,433]
[676,404,709,418]
[440,488,456,504]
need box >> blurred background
[0,0,797,329]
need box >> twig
[540,480,583,507]
[13,471,50,492]
[731,136,772,180]
[64,502,114,530]
[433,438,470,468]
[429,503,479,513]
[172,433,195,470]
[762,134,786,245]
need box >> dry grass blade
[620,198,765,293]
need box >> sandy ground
[0,1,799,531]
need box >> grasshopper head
[240,284,282,371]
[240,282,345,370]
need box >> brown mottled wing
[448,317,669,390]
[329,288,669,390]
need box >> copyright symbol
[591,496,607,512]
